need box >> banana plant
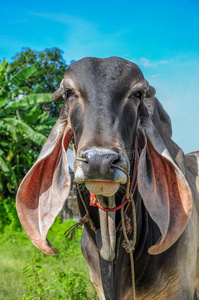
[0,59,55,197]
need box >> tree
[9,47,68,118]
[10,47,68,95]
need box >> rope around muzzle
[66,141,138,300]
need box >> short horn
[52,80,65,101]
[51,88,63,101]
[145,80,156,98]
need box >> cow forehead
[63,57,145,93]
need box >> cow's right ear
[16,105,73,255]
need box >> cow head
[16,57,192,261]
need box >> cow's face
[62,57,148,198]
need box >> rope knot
[64,214,95,241]
[124,215,132,234]
[122,240,135,253]
[118,214,132,233]
[78,215,90,226]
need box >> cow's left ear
[16,104,73,255]
[137,117,193,255]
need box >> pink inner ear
[16,125,73,255]
[138,138,192,255]
[63,128,73,150]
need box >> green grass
[0,218,97,300]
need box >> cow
[16,57,199,299]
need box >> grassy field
[0,218,97,300]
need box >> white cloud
[30,12,95,32]
[150,74,160,78]
[140,58,169,67]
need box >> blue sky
[1,0,199,153]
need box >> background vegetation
[0,48,97,299]
[0,47,67,199]
[0,218,97,300]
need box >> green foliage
[10,47,68,95]
[21,260,48,300]
[21,262,95,300]
[10,65,37,87]
[0,197,21,232]
[0,58,54,197]
[0,48,67,198]
[0,219,98,300]
[0,93,53,117]
[0,59,37,101]
[9,47,67,118]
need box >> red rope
[89,137,139,212]
[89,193,131,211]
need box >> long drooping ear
[137,103,193,255]
[16,103,73,255]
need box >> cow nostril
[111,153,120,165]
[81,152,89,163]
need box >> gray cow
[17,57,199,299]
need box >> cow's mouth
[85,180,120,197]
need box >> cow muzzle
[75,147,128,197]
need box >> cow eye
[129,91,143,101]
[65,89,76,100]
[133,91,143,99]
